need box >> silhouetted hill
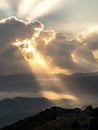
[0,97,73,128]
[0,97,53,128]
[1,106,98,130]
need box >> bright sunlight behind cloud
[0,17,98,75]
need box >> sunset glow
[13,37,78,102]
[42,91,78,101]
[0,0,98,107]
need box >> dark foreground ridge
[1,105,98,130]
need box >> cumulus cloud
[36,29,98,73]
[77,29,98,50]
[75,29,98,72]
[0,17,43,45]
[38,33,79,71]
[0,16,98,75]
[0,17,43,75]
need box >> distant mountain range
[1,105,98,130]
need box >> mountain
[0,97,53,128]
[1,105,98,130]
[0,72,98,128]
[0,97,73,128]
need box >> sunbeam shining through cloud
[18,0,64,20]
[0,0,66,21]
[12,30,78,102]
[0,0,98,108]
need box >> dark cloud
[0,17,43,46]
[45,35,76,69]
[73,30,98,72]
[35,32,80,72]
[0,74,40,93]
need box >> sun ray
[13,37,79,104]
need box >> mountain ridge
[1,105,98,130]
[0,97,74,128]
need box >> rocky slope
[1,105,98,130]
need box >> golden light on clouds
[13,37,78,102]
[71,53,78,63]
[93,50,98,62]
[0,0,98,105]
[12,23,56,74]
[76,27,98,43]
[13,39,45,66]
[52,67,71,75]
[42,91,78,101]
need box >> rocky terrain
[1,105,98,130]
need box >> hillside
[1,106,98,130]
[0,97,53,128]
[0,97,73,128]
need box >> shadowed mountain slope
[1,106,98,130]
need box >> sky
[1,0,98,32]
[0,0,98,103]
